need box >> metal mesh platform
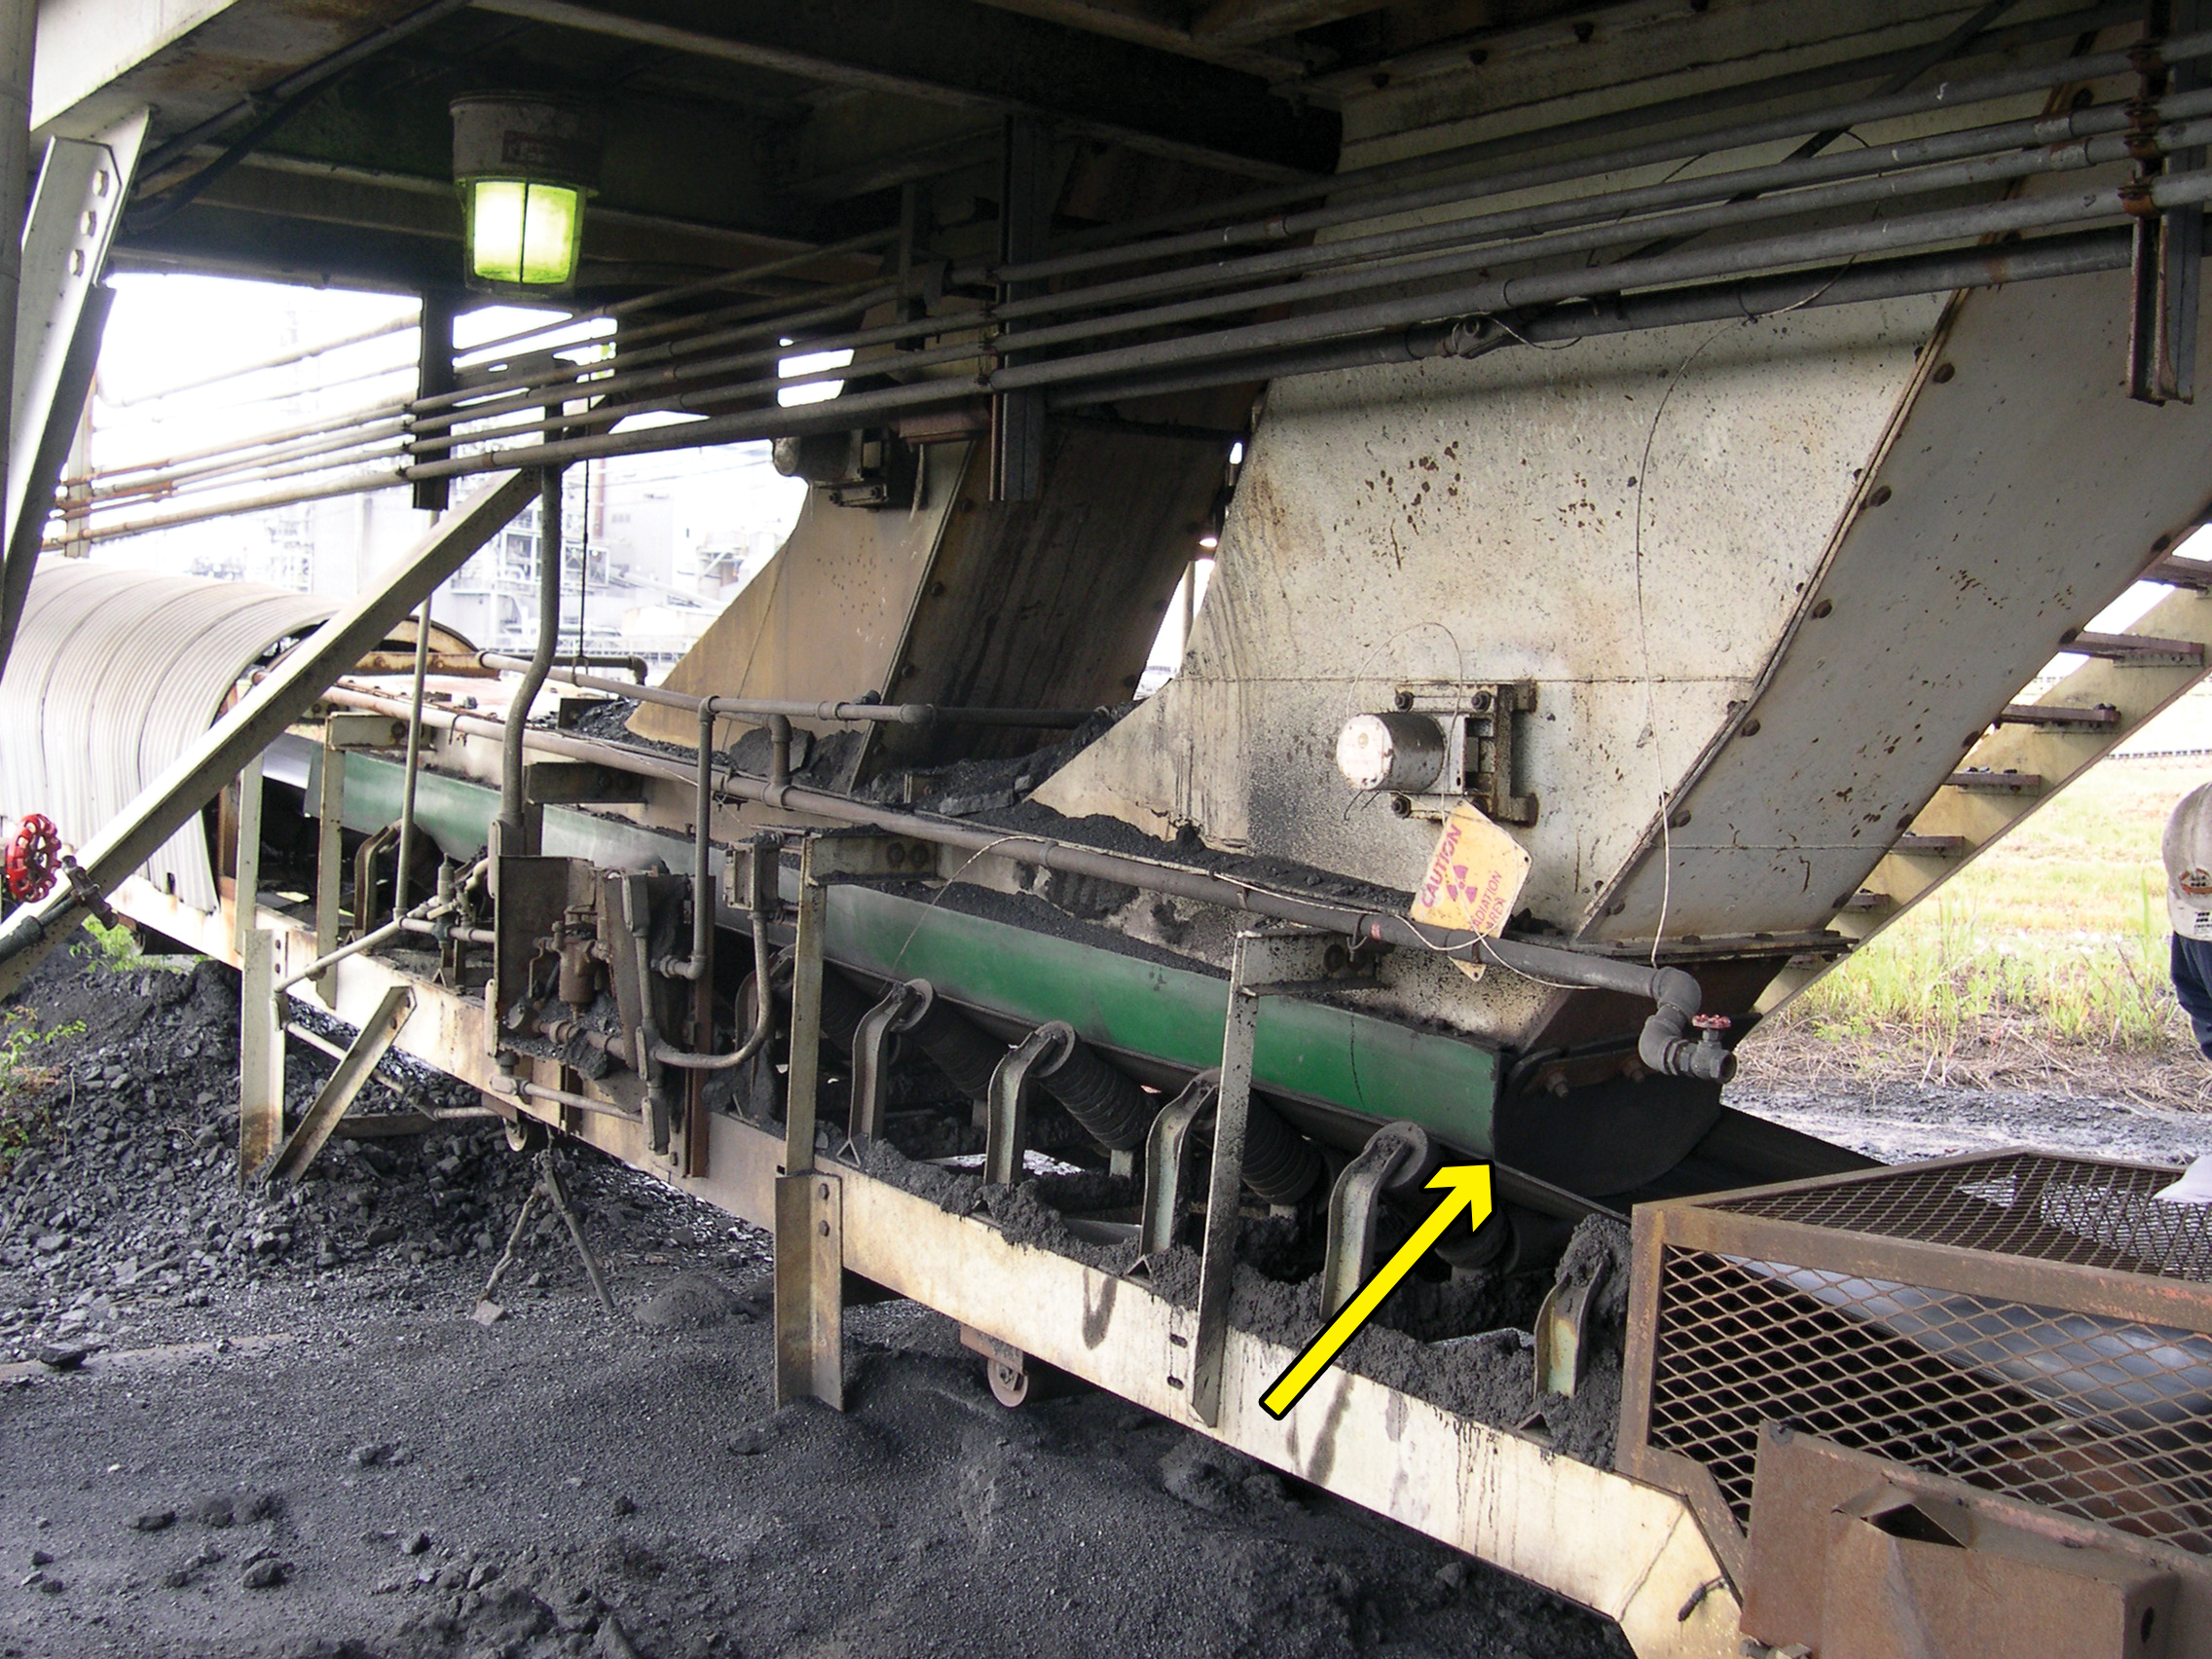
[1620,1151,2212,1566]
[1708,1151,2212,1281]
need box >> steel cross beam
[470,0,1338,181]
[0,469,538,999]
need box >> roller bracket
[841,977,932,1155]
[983,1021,1076,1186]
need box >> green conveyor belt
[325,751,1500,1150]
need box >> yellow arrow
[1260,1163,1493,1419]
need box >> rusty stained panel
[870,390,1250,771]
[1586,215,2212,945]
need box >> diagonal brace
[260,983,414,1185]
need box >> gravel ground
[0,953,1626,1659]
[1725,1074,2212,1168]
[13,940,2203,1659]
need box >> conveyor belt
[0,562,334,911]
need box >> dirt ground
[3,948,2203,1659]
[0,954,1624,1659]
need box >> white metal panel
[0,561,330,908]
[1590,258,2212,941]
[1037,297,1939,1032]
[31,0,235,132]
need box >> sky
[83,273,807,571]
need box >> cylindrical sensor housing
[1335,711,1447,793]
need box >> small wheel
[504,1115,550,1154]
[987,1358,1030,1409]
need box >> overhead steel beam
[960,0,1300,76]
[0,112,148,682]
[0,468,537,999]
[1190,0,1381,47]
[470,0,1339,180]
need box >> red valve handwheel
[5,813,61,902]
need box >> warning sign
[1410,802,1531,981]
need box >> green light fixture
[450,94,602,292]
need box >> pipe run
[481,655,1096,729]
[497,465,564,848]
[324,682,1734,1080]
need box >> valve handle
[5,813,61,903]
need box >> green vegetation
[73,916,147,974]
[0,1009,85,1177]
[1747,756,2207,1096]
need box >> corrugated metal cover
[0,562,335,911]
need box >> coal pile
[0,951,742,1368]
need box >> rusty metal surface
[1622,1151,2212,1569]
[1709,1151,2212,1281]
[1744,1424,2208,1659]
[0,560,332,910]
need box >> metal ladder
[1755,555,2212,1014]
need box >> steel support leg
[1190,937,1265,1426]
[784,841,830,1177]
[774,1170,843,1410]
[983,1022,1074,1186]
[231,754,263,957]
[1190,928,1341,1425]
[238,931,283,1189]
[261,983,415,1184]
[313,733,347,1008]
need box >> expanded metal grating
[1628,1152,2212,1557]
[1708,1152,2212,1282]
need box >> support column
[238,930,283,1187]
[773,1170,843,1409]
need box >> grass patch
[0,1008,85,1177]
[1741,756,2212,1104]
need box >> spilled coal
[1,944,1631,1658]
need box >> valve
[1691,1013,1733,1055]
[5,814,61,902]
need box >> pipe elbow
[1637,999,1737,1083]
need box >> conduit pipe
[496,465,564,851]
[323,682,1733,1079]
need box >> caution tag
[1410,802,1530,981]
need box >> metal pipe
[57,219,2136,552]
[276,867,482,993]
[397,916,496,943]
[417,82,2212,420]
[481,655,1094,727]
[497,465,565,849]
[386,166,2212,487]
[322,682,1731,1075]
[500,1075,640,1122]
[1050,230,2136,406]
[977,15,2212,288]
[451,227,901,366]
[985,166,2212,400]
[1029,1,2134,259]
[391,592,433,924]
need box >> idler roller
[904,991,1009,1102]
[1237,1096,1323,1205]
[1034,1034,1152,1152]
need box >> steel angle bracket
[0,109,149,680]
[260,983,416,1185]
